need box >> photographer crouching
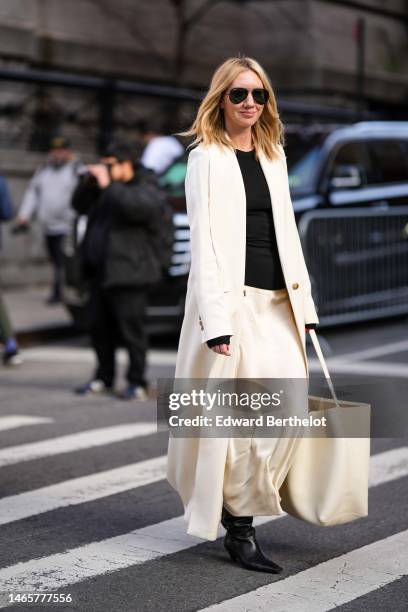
[72,143,164,400]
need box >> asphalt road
[0,315,407,611]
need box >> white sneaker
[3,350,23,366]
[75,379,112,395]
[121,384,149,401]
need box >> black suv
[289,121,408,324]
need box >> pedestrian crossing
[200,530,408,612]
[0,442,405,528]
[0,415,53,432]
[21,346,178,367]
[0,416,407,611]
[0,455,166,526]
[0,422,156,467]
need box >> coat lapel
[258,150,287,258]
[211,144,288,291]
[222,145,286,229]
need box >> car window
[328,141,372,187]
[158,161,187,198]
[367,140,408,184]
[288,146,321,190]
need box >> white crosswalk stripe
[369,445,408,487]
[199,530,408,612]
[327,338,408,364]
[0,422,157,467]
[21,347,177,367]
[0,415,53,432]
[0,445,406,602]
[0,455,166,526]
[309,360,408,379]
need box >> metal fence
[171,213,191,278]
[299,206,408,326]
[154,206,408,327]
[0,66,376,156]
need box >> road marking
[199,531,408,612]
[19,345,408,373]
[0,455,166,526]
[0,416,53,432]
[0,446,405,597]
[369,445,408,487]
[308,358,408,378]
[0,422,157,467]
[327,338,408,364]
[21,347,177,367]
[0,515,198,597]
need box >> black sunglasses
[225,87,269,105]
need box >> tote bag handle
[309,329,340,408]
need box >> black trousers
[89,283,149,388]
[45,233,65,300]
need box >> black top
[236,148,286,291]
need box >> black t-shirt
[236,148,286,291]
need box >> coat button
[292,282,299,290]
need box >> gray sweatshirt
[19,160,82,235]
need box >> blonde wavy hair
[179,56,285,161]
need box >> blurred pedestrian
[138,119,184,175]
[0,175,22,366]
[0,294,22,366]
[16,137,81,305]
[72,143,164,400]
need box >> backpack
[141,168,175,276]
[153,195,175,276]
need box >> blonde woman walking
[167,57,319,573]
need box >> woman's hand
[206,334,232,356]
[210,343,231,356]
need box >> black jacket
[72,168,163,289]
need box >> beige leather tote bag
[279,330,371,526]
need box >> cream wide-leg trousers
[221,284,308,517]
[168,283,310,537]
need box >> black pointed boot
[221,506,283,574]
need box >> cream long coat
[166,141,319,541]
